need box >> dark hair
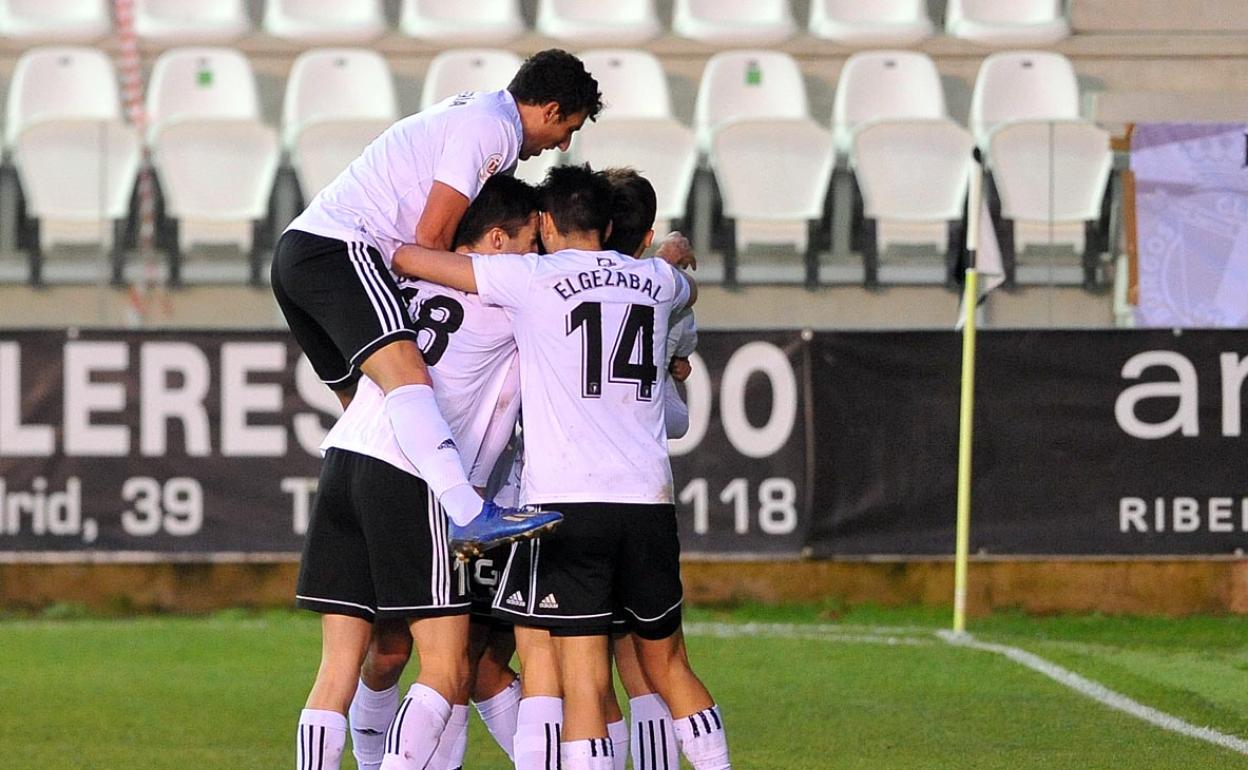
[451,175,538,250]
[507,49,603,122]
[601,168,657,256]
[538,164,613,241]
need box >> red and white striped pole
[114,0,164,324]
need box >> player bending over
[393,165,731,770]
[321,175,540,769]
[273,51,602,597]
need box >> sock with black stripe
[473,677,521,759]
[426,703,468,770]
[629,694,678,770]
[513,696,563,770]
[673,705,730,770]
[296,708,347,770]
[382,384,482,526]
[560,737,614,770]
[348,680,399,770]
[607,718,628,770]
[379,683,451,770]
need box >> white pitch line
[937,630,1248,757]
[685,621,1248,757]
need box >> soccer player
[271,49,601,558]
[325,175,541,770]
[393,165,731,770]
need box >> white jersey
[474,248,692,505]
[288,90,523,267]
[321,277,519,486]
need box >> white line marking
[689,621,1248,757]
[937,630,1248,756]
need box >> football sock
[380,683,451,770]
[513,696,563,770]
[560,738,614,770]
[673,705,731,770]
[629,694,678,770]
[383,384,481,525]
[348,680,399,770]
[607,718,629,770]
[473,677,520,759]
[296,709,347,770]
[427,704,469,770]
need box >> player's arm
[413,181,472,251]
[678,270,698,308]
[392,244,478,293]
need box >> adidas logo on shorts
[539,593,559,609]
[506,591,525,607]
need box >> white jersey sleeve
[663,376,689,439]
[668,305,698,359]
[433,112,514,201]
[473,252,541,309]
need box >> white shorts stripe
[295,594,376,615]
[349,240,402,334]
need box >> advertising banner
[810,329,1248,557]
[0,330,811,561]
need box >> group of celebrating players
[271,50,731,770]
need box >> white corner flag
[956,159,1006,330]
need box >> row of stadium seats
[0,0,1071,47]
[1,45,1111,288]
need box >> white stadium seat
[946,0,1070,46]
[399,0,525,45]
[809,0,933,46]
[420,50,522,109]
[971,52,1109,272]
[536,0,661,46]
[578,49,672,120]
[572,50,695,233]
[696,51,832,258]
[147,48,279,258]
[283,49,397,200]
[263,0,387,43]
[834,51,972,256]
[969,51,1080,150]
[0,0,110,42]
[988,121,1111,254]
[673,0,797,46]
[695,50,809,153]
[5,47,140,253]
[135,0,251,44]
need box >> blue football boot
[450,502,563,559]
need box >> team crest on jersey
[479,153,504,183]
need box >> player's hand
[669,356,692,382]
[656,231,696,271]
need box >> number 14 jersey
[473,248,692,506]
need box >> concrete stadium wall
[4,559,1246,617]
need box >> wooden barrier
[3,559,1246,617]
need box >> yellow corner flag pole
[953,159,983,635]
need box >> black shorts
[461,544,513,629]
[491,503,683,639]
[271,228,419,391]
[296,449,469,621]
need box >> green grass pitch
[1,603,1246,769]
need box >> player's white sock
[560,738,614,770]
[348,680,399,770]
[513,696,563,770]
[473,677,520,759]
[427,704,469,770]
[380,683,452,770]
[629,694,678,770]
[382,384,481,525]
[296,709,347,770]
[673,705,731,770]
[607,719,628,770]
